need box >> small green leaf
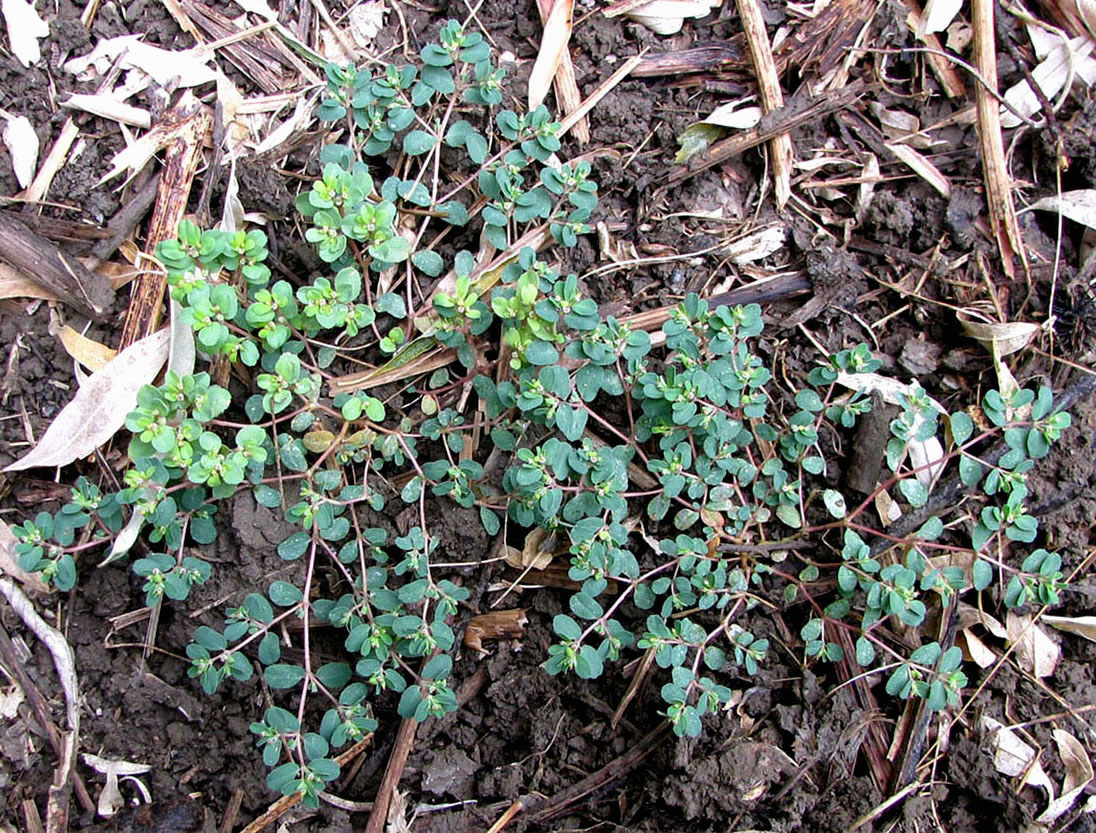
[403,130,436,156]
[265,663,307,689]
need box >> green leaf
[822,489,846,518]
[403,130,436,156]
[524,340,559,366]
[553,614,582,641]
[412,250,444,277]
[854,637,875,667]
[278,532,311,561]
[570,592,603,620]
[479,506,500,536]
[972,559,993,591]
[264,663,307,689]
[950,411,973,445]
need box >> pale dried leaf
[625,0,717,34]
[254,93,317,155]
[385,788,413,833]
[61,93,151,128]
[885,142,951,197]
[65,35,216,88]
[0,686,22,719]
[1006,611,1061,679]
[0,262,57,302]
[82,753,151,818]
[0,518,49,593]
[2,0,49,67]
[1,114,39,188]
[1042,614,1096,644]
[101,507,146,566]
[720,224,785,265]
[983,715,1055,794]
[919,0,962,35]
[529,0,573,111]
[704,100,762,129]
[56,325,116,373]
[168,297,196,378]
[349,0,387,44]
[959,316,1039,357]
[958,601,1007,637]
[959,629,997,668]
[856,152,879,223]
[1001,37,1096,129]
[835,371,946,412]
[230,0,278,19]
[908,433,946,487]
[1027,189,1096,231]
[946,21,973,51]
[216,72,249,157]
[4,328,170,471]
[874,488,902,523]
[1037,730,1094,824]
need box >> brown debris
[118,96,212,349]
[971,0,1028,279]
[463,608,529,654]
[0,213,114,319]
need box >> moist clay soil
[1,0,1096,831]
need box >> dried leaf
[1001,36,1096,129]
[0,261,59,303]
[56,325,116,373]
[61,93,151,128]
[719,223,786,265]
[704,100,763,129]
[349,0,387,45]
[0,518,49,593]
[1027,189,1096,231]
[64,35,217,88]
[958,628,997,668]
[983,715,1055,794]
[959,316,1039,357]
[625,0,719,35]
[528,0,574,111]
[463,608,528,654]
[1,113,39,188]
[885,142,951,197]
[1006,611,1061,679]
[1,0,49,67]
[4,328,170,472]
[82,753,151,818]
[1041,614,1096,644]
[1038,730,1094,824]
[918,0,963,36]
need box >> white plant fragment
[2,0,49,67]
[0,112,38,188]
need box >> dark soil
[2,1,1096,832]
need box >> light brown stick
[971,0,1027,279]
[118,95,212,349]
[363,717,418,833]
[737,0,794,208]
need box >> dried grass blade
[537,0,588,143]
[529,0,574,112]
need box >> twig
[537,0,589,143]
[0,578,83,833]
[117,95,212,349]
[971,0,1027,279]
[363,717,418,833]
[904,0,966,97]
[240,736,373,833]
[0,212,113,319]
[737,0,794,208]
[666,81,867,186]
